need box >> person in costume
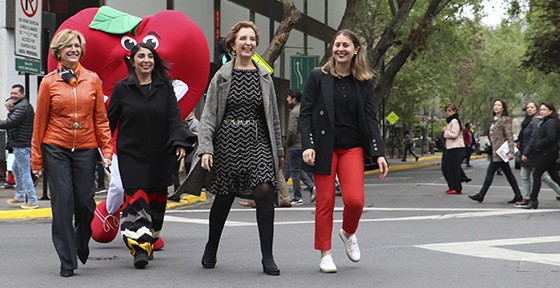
[107,43,195,268]
[31,29,113,277]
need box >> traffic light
[217,37,231,67]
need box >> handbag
[364,156,388,171]
[171,158,213,198]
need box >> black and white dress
[207,68,278,198]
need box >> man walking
[286,89,315,205]
[1,84,38,209]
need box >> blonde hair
[321,29,374,82]
[50,29,86,62]
[224,21,260,55]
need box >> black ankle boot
[468,193,484,203]
[262,259,280,276]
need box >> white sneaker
[339,229,360,262]
[319,254,337,273]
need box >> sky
[481,0,507,26]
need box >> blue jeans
[289,150,315,200]
[12,147,37,205]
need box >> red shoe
[153,237,164,250]
[446,190,462,194]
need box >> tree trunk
[320,0,362,65]
[373,0,452,111]
[261,0,302,66]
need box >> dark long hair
[540,102,560,129]
[492,99,509,117]
[122,43,171,87]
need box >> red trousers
[314,147,365,251]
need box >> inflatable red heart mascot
[48,6,210,119]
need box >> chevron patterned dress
[208,69,278,198]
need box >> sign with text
[291,56,319,91]
[15,0,42,61]
[15,57,41,74]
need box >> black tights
[202,183,276,268]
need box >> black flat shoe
[508,195,523,204]
[77,248,89,265]
[468,194,484,203]
[522,200,539,209]
[134,252,149,269]
[201,259,216,269]
[262,261,280,276]
[60,269,74,277]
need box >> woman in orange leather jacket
[31,29,112,278]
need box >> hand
[507,153,514,161]
[302,149,315,166]
[103,158,112,168]
[442,127,447,133]
[521,155,527,162]
[201,153,213,172]
[278,157,284,170]
[176,147,186,161]
[377,156,388,180]
[32,169,43,177]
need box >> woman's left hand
[377,156,388,180]
[176,147,186,161]
[278,157,284,171]
[103,158,112,168]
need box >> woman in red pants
[300,29,388,273]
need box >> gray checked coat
[192,59,283,180]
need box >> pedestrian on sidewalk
[463,123,474,167]
[286,88,315,205]
[300,29,388,273]
[523,102,560,209]
[107,43,195,269]
[1,85,38,209]
[468,99,522,204]
[402,130,418,162]
[442,103,469,195]
[196,21,283,276]
[515,101,560,208]
[31,30,113,277]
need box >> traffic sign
[420,116,427,127]
[15,0,42,61]
[291,56,319,91]
[15,58,41,74]
[386,111,399,125]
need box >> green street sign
[15,58,41,74]
[387,111,399,125]
[291,55,319,91]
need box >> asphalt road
[2,157,560,287]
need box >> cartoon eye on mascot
[48,6,210,244]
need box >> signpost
[290,55,319,91]
[15,0,42,76]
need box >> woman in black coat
[300,29,388,273]
[107,43,195,268]
[524,102,560,209]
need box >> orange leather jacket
[31,67,112,170]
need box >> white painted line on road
[415,236,560,267]
[165,208,560,226]
[166,207,560,213]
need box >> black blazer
[299,68,384,175]
[107,78,195,189]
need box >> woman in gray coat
[197,21,283,276]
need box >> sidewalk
[0,152,485,219]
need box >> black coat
[0,98,34,148]
[107,78,196,189]
[534,115,560,154]
[300,68,384,175]
[519,116,540,167]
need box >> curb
[0,192,208,220]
